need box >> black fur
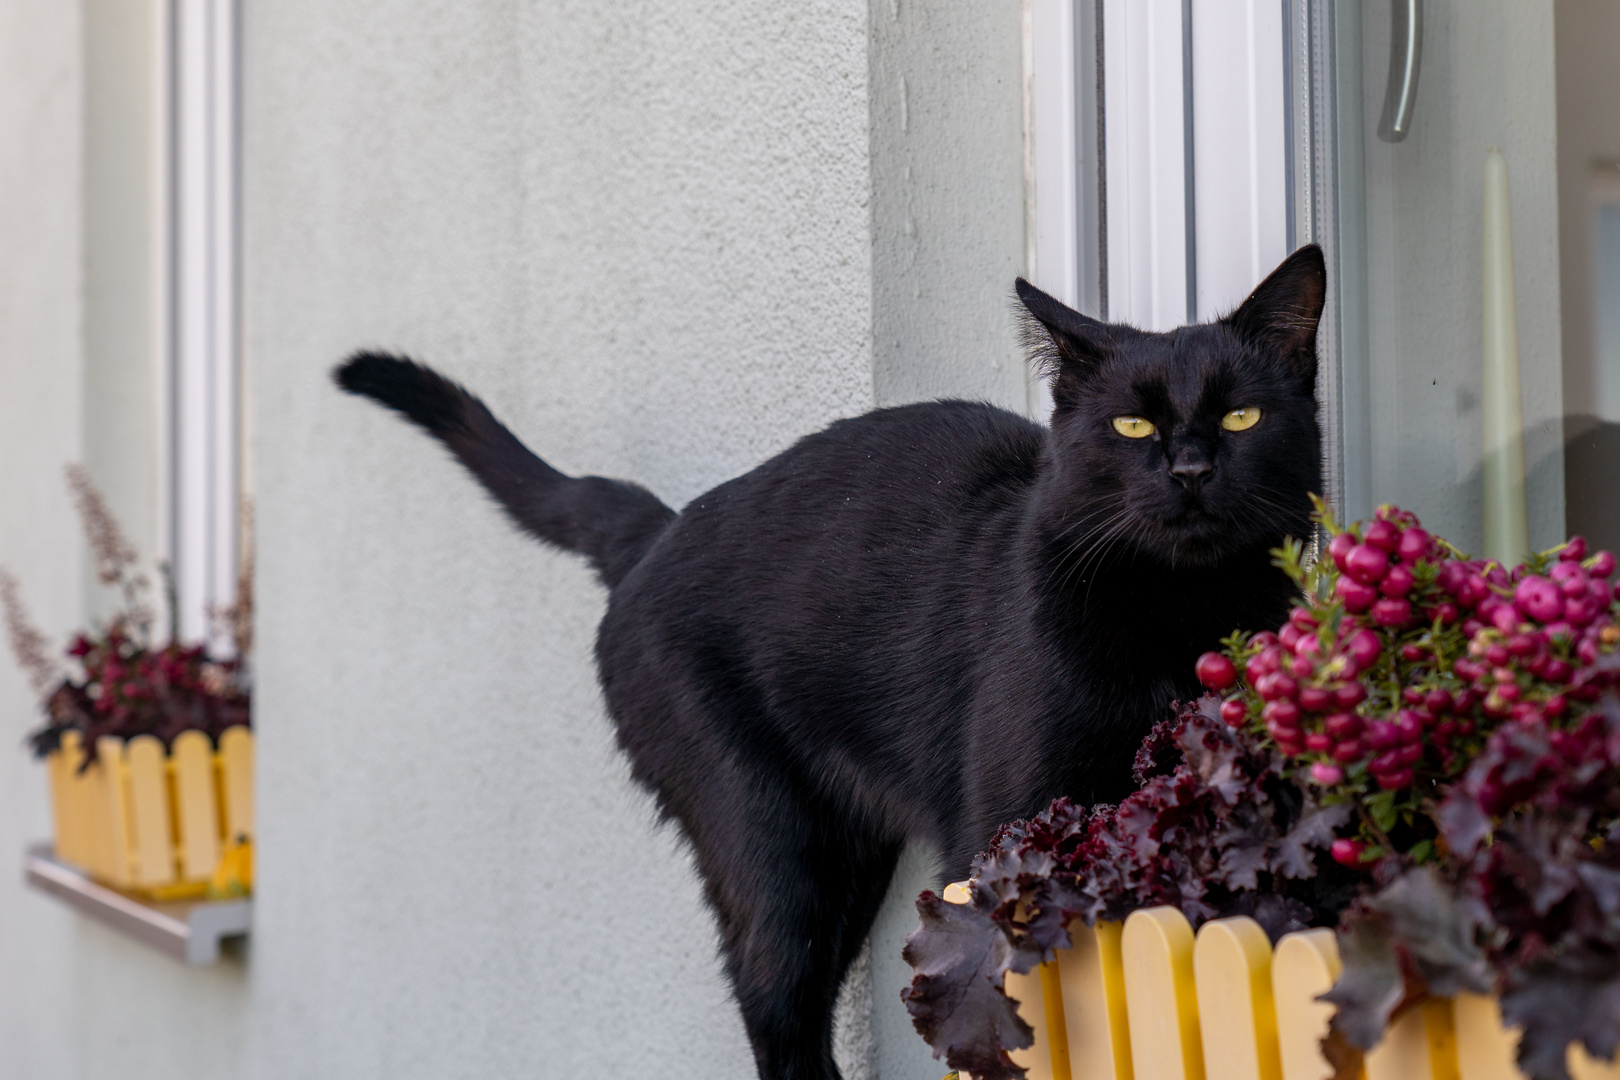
[335,244,1327,1080]
[335,353,674,587]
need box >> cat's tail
[334,352,675,589]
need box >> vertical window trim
[1030,0,1084,313]
[1284,0,1351,520]
[167,0,241,648]
[1026,0,1110,419]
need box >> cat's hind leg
[601,613,901,1077]
[680,772,900,1080]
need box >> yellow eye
[1222,407,1262,432]
[1112,416,1156,439]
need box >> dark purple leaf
[1500,943,1620,1080]
[902,891,1039,1080]
[1271,799,1351,880]
[1322,907,1414,1049]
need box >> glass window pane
[1596,204,1620,419]
[1555,0,1620,555]
[1327,2,1611,561]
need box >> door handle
[1377,0,1423,142]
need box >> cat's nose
[1169,458,1214,489]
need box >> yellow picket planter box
[45,726,253,901]
[957,900,1620,1080]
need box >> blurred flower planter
[46,726,253,901]
[943,889,1620,1080]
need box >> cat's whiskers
[1227,488,1311,541]
[1074,520,1142,609]
[1053,506,1143,604]
[1043,503,1133,579]
[1036,508,1127,599]
[1041,503,1131,580]
[1046,500,1131,548]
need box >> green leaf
[1309,492,1340,535]
[1271,537,1309,588]
[1367,790,1399,833]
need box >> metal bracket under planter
[23,844,250,965]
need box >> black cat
[335,244,1325,1080]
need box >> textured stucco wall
[869,0,1029,410]
[247,2,870,1076]
[0,1,1026,1076]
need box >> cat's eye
[1112,416,1156,439]
[1221,407,1262,432]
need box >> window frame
[165,0,242,648]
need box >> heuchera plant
[902,700,1357,1080]
[1,466,250,764]
[903,500,1620,1080]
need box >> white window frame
[1101,0,1194,333]
[163,0,241,648]
[1030,0,1289,327]
[1192,0,1288,321]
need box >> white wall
[869,0,1029,409]
[1,1,1027,1078]
[0,3,84,1078]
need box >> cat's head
[1019,244,1325,570]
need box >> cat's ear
[1015,278,1116,376]
[1222,244,1326,372]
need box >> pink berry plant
[1197,498,1619,866]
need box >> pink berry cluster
[1193,504,1619,865]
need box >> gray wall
[0,1,1026,1077]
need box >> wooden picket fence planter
[949,893,1620,1080]
[45,727,253,901]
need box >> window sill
[23,844,250,965]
